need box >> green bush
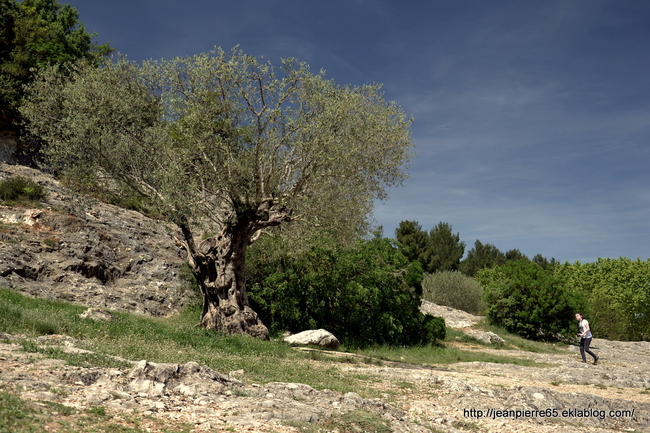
[0,176,47,202]
[247,236,445,347]
[555,258,650,341]
[482,260,585,341]
[421,270,486,315]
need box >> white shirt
[579,319,592,338]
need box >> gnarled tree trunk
[178,204,292,340]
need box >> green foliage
[555,258,650,341]
[532,253,557,270]
[474,265,506,290]
[22,48,413,243]
[421,271,486,315]
[0,175,46,202]
[482,260,585,341]
[247,236,445,347]
[22,48,414,336]
[0,0,111,116]
[395,220,465,273]
[459,240,507,277]
[425,222,466,272]
[395,220,429,263]
[505,248,528,262]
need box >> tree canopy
[395,220,464,274]
[1,0,111,163]
[555,258,650,341]
[21,48,414,338]
[1,0,110,118]
[458,240,507,276]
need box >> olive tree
[21,48,414,339]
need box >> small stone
[532,392,545,400]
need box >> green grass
[0,289,369,394]
[349,343,550,367]
[0,287,572,432]
[0,288,554,395]
[442,320,569,354]
[482,324,569,353]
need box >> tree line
[395,220,556,277]
[399,218,649,342]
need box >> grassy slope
[0,288,564,432]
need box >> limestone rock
[420,300,483,328]
[283,329,340,349]
[79,308,118,322]
[465,329,507,345]
[0,163,197,318]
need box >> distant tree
[555,258,650,341]
[424,222,465,273]
[395,220,464,273]
[395,220,429,264]
[0,0,111,158]
[21,48,414,339]
[532,253,557,270]
[505,248,527,262]
[459,240,506,276]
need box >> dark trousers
[580,337,597,362]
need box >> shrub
[555,258,650,341]
[482,260,585,341]
[247,236,445,347]
[0,176,47,202]
[422,271,486,315]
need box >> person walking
[576,313,599,365]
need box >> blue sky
[67,0,650,264]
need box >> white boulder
[283,329,340,349]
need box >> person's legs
[583,337,598,364]
[579,338,587,362]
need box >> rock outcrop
[0,163,196,317]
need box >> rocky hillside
[0,163,196,317]
[1,163,650,433]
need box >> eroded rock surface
[0,163,195,317]
[1,333,649,433]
